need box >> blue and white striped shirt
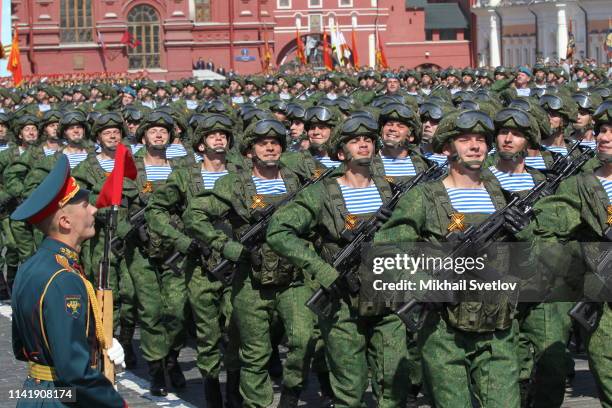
[381,156,417,177]
[131,144,144,155]
[524,155,547,170]
[65,152,88,169]
[166,144,188,159]
[423,152,448,167]
[252,176,287,195]
[43,147,56,157]
[194,153,204,163]
[598,177,612,205]
[0,143,9,153]
[145,165,173,181]
[314,155,341,168]
[186,100,199,110]
[489,167,535,192]
[579,140,597,150]
[447,188,496,214]
[339,183,383,215]
[201,170,228,190]
[543,145,568,156]
[97,157,115,173]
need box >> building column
[556,3,568,60]
[488,10,501,67]
[368,33,375,68]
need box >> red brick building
[8,0,474,80]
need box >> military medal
[448,213,466,232]
[384,175,395,184]
[251,194,267,209]
[142,181,153,193]
[344,214,359,231]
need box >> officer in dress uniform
[10,154,127,407]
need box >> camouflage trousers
[0,217,19,287]
[319,299,410,408]
[125,244,184,361]
[175,259,240,378]
[232,274,316,408]
[518,302,573,408]
[588,303,612,408]
[419,312,520,408]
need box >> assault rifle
[395,147,596,331]
[306,162,446,319]
[109,206,147,257]
[569,227,612,333]
[208,166,335,286]
[163,239,211,277]
[97,206,117,383]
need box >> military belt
[28,362,57,381]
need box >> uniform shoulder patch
[65,295,82,319]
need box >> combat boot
[225,370,243,408]
[268,346,283,379]
[203,377,223,408]
[278,386,301,408]
[166,349,186,389]
[317,371,335,408]
[0,273,10,301]
[406,384,421,408]
[118,323,137,369]
[148,360,168,396]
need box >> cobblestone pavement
[0,301,602,407]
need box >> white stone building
[471,0,611,67]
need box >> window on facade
[278,0,291,8]
[309,0,322,7]
[127,5,161,69]
[339,0,353,6]
[60,0,93,43]
[439,30,456,41]
[310,14,322,33]
[195,0,212,22]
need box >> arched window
[127,5,161,69]
[60,0,93,43]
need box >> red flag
[323,28,333,71]
[96,144,137,208]
[120,30,141,49]
[7,29,23,87]
[376,29,389,69]
[262,25,273,72]
[351,27,359,69]
[296,30,307,65]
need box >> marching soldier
[267,114,410,407]
[72,112,139,369]
[372,102,431,183]
[145,113,243,407]
[281,105,341,179]
[506,99,612,408]
[10,154,127,407]
[374,110,521,407]
[184,119,315,407]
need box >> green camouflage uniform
[145,155,243,380]
[517,168,612,408]
[184,161,316,407]
[373,178,520,408]
[267,116,412,407]
[0,144,21,293]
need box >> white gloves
[107,338,126,368]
